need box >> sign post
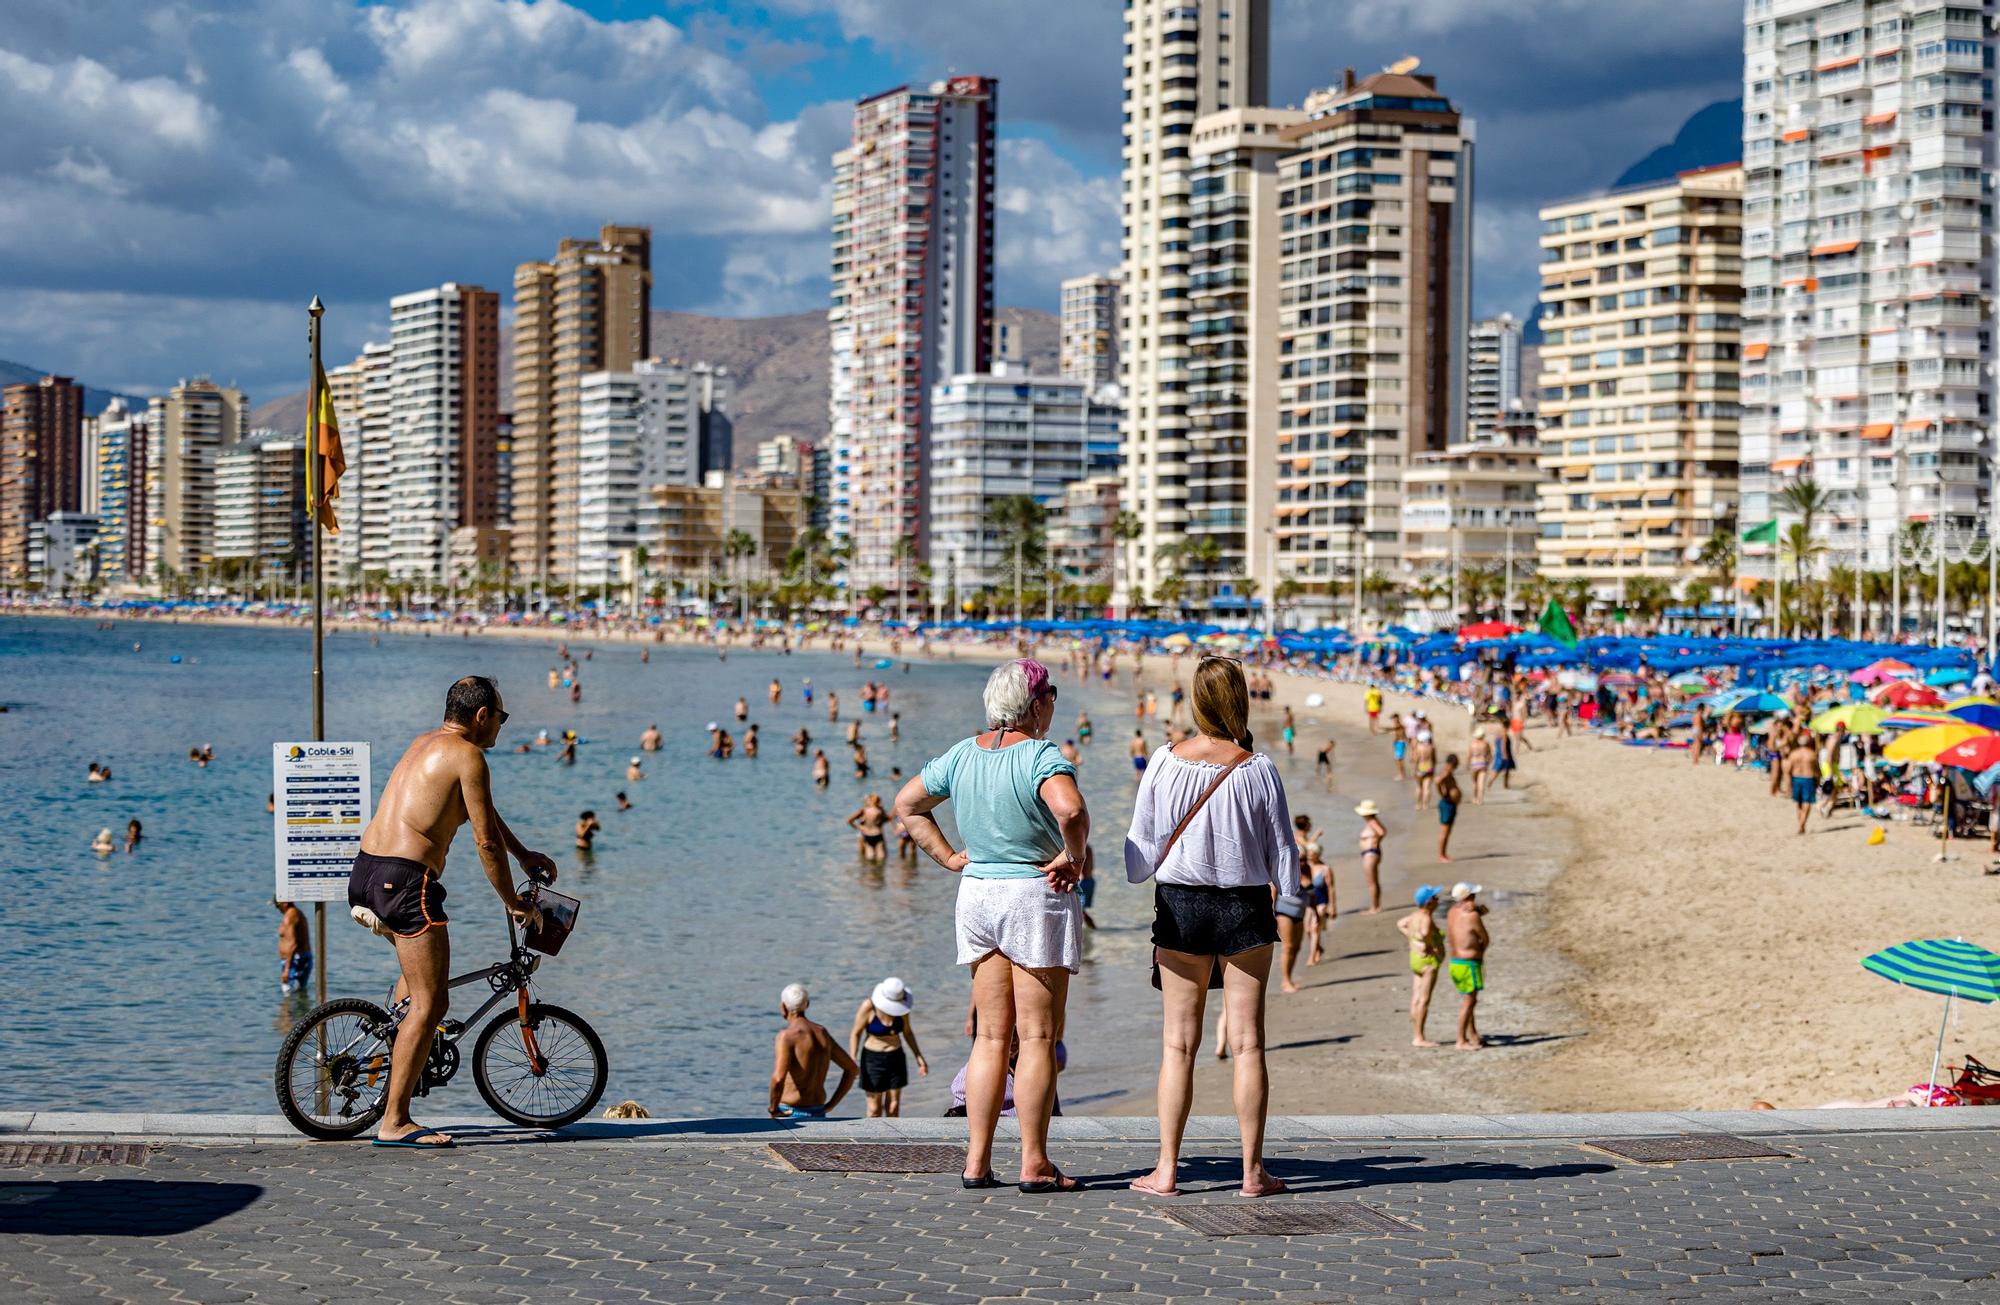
[273,741,372,904]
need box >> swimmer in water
[719,729,736,759]
[627,756,645,782]
[641,723,662,752]
[1076,711,1093,746]
[91,827,115,855]
[1061,739,1080,767]
[616,791,631,812]
[803,678,814,706]
[851,742,869,780]
[735,697,749,722]
[770,678,782,706]
[812,749,830,786]
[847,793,890,863]
[1130,730,1149,772]
[575,810,601,850]
[889,712,900,743]
[827,691,839,722]
[87,762,108,784]
[745,723,760,758]
[793,727,811,755]
[125,819,143,853]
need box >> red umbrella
[1875,679,1946,709]
[1458,621,1521,640]
[1936,734,2000,771]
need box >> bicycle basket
[524,887,581,956]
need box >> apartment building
[1741,0,1996,567]
[1059,273,1120,387]
[92,398,147,583]
[324,341,394,583]
[1467,312,1526,438]
[0,375,85,585]
[828,77,997,591]
[1120,0,1270,606]
[144,377,248,581]
[576,358,729,588]
[385,282,501,582]
[648,476,805,591]
[215,434,307,581]
[1536,165,1744,593]
[1050,474,1123,590]
[1401,426,1543,579]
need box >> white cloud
[995,138,1120,291]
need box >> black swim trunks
[348,850,447,936]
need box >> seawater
[0,616,1346,1118]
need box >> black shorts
[861,1048,909,1093]
[1152,883,1277,957]
[348,851,447,937]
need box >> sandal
[961,1173,1004,1189]
[1018,1168,1083,1194]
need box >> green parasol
[1860,938,2000,1104]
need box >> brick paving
[4,1125,2000,1302]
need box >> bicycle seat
[351,904,394,939]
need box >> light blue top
[920,735,1077,879]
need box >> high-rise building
[92,398,147,583]
[1536,165,1743,593]
[1187,106,1306,601]
[385,282,501,581]
[1059,273,1120,388]
[323,340,396,586]
[1467,313,1525,438]
[510,224,652,589]
[828,77,997,591]
[1051,474,1123,591]
[215,433,307,583]
[648,476,805,592]
[927,366,1120,592]
[576,358,724,588]
[28,511,99,592]
[692,362,734,478]
[1272,68,1474,598]
[0,375,85,584]
[1741,0,1995,573]
[1400,426,1543,584]
[756,435,813,482]
[144,377,247,582]
[1119,0,1270,606]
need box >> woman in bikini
[1294,814,1333,965]
[848,977,928,1117]
[847,792,890,863]
[1468,726,1493,805]
[1354,799,1386,913]
[1396,886,1446,1047]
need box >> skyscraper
[1272,68,1474,600]
[510,224,652,590]
[1119,0,1269,607]
[215,433,308,582]
[92,397,147,583]
[1740,0,1995,573]
[144,377,248,582]
[385,281,500,582]
[1467,313,1525,438]
[828,77,997,593]
[1059,273,1121,388]
[324,341,394,585]
[576,357,730,588]
[0,374,85,585]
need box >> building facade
[1537,165,1744,593]
[1740,0,1995,572]
[1119,0,1270,605]
[143,378,247,582]
[1467,312,1525,438]
[215,434,307,583]
[28,512,99,592]
[0,375,85,585]
[1051,474,1122,593]
[648,476,806,595]
[926,368,1120,591]
[575,359,730,589]
[510,224,652,589]
[92,398,147,583]
[1059,273,1120,388]
[1400,428,1543,580]
[829,77,997,592]
[1272,68,1475,597]
[386,282,501,582]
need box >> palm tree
[991,495,1047,622]
[1274,576,1302,631]
[1360,571,1399,626]
[1181,535,1223,609]
[1621,575,1672,630]
[724,530,757,621]
[1112,510,1143,618]
[1777,476,1833,590]
[1152,573,1186,613]
[630,544,650,615]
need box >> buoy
[874,658,893,669]
[1867,826,1886,845]
[170,654,182,664]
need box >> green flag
[1538,599,1578,649]
[1741,519,1778,544]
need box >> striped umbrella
[1861,939,2000,1104]
[1882,723,1995,763]
[1881,709,1959,731]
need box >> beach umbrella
[1882,709,1960,731]
[1936,735,2000,772]
[1926,668,1972,687]
[1810,704,1887,735]
[1457,620,1521,640]
[1715,689,1789,715]
[1162,632,1193,649]
[1882,723,1995,763]
[1948,704,2000,731]
[1860,938,2000,1104]
[1874,680,1946,709]
[1945,694,2000,710]
[1850,657,1916,685]
[1668,672,1711,691]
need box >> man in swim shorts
[1436,754,1462,862]
[1445,882,1488,1051]
[1784,735,1820,835]
[770,983,856,1119]
[348,676,554,1148]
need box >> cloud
[996,138,1120,289]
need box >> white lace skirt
[955,875,1082,972]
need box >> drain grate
[0,1143,152,1167]
[1162,1201,1416,1238]
[1585,1134,1793,1164]
[770,1142,967,1173]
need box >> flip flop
[961,1173,1004,1189]
[371,1128,455,1149]
[1018,1168,1083,1194]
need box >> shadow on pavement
[1086,1153,1618,1194]
[0,1180,262,1236]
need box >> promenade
[5,1111,1998,1302]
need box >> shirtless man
[1396,886,1445,1047]
[769,678,783,706]
[274,899,312,994]
[1436,754,1463,862]
[347,676,554,1147]
[1445,884,1489,1050]
[770,984,857,1118]
[1784,734,1820,835]
[640,723,662,753]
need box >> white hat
[706,721,719,731]
[871,977,913,1016]
[1353,800,1380,817]
[1451,882,1482,901]
[630,756,643,765]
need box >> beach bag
[1149,746,1253,991]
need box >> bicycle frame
[381,890,553,1077]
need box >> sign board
[273,741,371,902]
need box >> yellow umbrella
[1810,704,1887,735]
[1882,723,1995,763]
[1945,694,2000,710]
[1162,632,1194,649]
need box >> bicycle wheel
[471,1002,607,1129]
[275,997,395,1140]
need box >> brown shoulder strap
[1154,747,1253,874]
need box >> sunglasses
[494,709,511,724]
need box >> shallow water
[0,617,1344,1118]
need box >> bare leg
[1439,819,1454,862]
[1411,965,1440,1046]
[1276,914,1301,993]
[865,1091,885,1118]
[1010,962,1073,1188]
[1365,853,1382,913]
[1456,990,1483,1050]
[963,952,1015,1182]
[380,926,451,1144]
[1213,1001,1230,1060]
[1133,948,1209,1196]
[1304,901,1323,966]
[1220,946,1286,1197]
[884,1088,901,1118]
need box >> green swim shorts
[1449,958,1484,994]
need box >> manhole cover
[1585,1134,1793,1164]
[1162,1201,1416,1238]
[769,1143,966,1173]
[0,1144,152,1167]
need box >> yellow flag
[310,357,345,534]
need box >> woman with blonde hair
[1124,656,1298,1198]
[896,658,1090,1192]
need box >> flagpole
[308,295,327,1007]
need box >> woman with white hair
[895,658,1090,1192]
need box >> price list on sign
[272,741,372,902]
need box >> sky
[0,0,1745,402]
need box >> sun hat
[1413,885,1441,907]
[630,756,642,765]
[1353,800,1379,817]
[1450,882,1482,901]
[871,977,913,1016]
[706,721,719,731]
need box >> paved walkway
[5,1113,1999,1302]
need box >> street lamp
[1897,516,1989,649]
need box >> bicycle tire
[471,1002,607,1129]
[274,997,394,1140]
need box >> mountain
[252,305,1061,469]
[0,359,143,416]
[1613,99,1744,189]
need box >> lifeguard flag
[309,357,345,534]
[1538,600,1578,649]
[1741,519,1778,544]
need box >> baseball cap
[1413,885,1441,907]
[1451,882,1482,901]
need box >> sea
[0,615,1347,1119]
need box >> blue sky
[0,1,1744,402]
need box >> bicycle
[274,875,607,1139]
